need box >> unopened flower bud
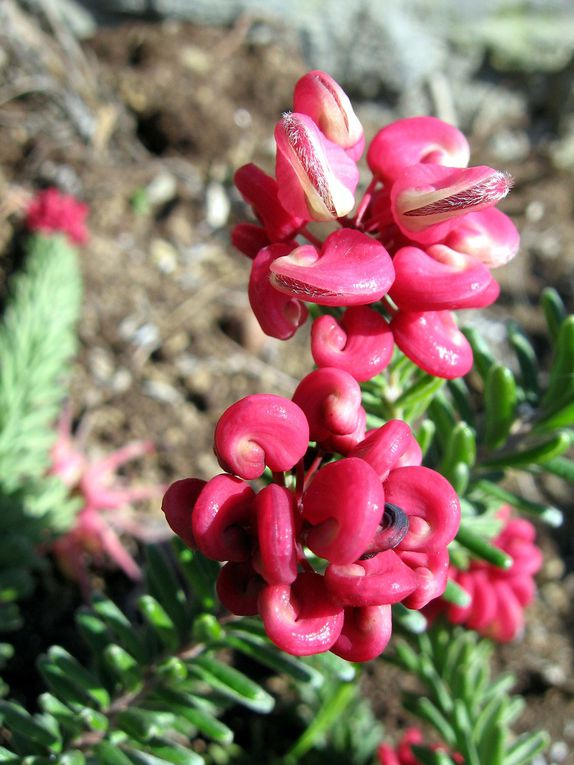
[391,164,513,245]
[254,484,298,586]
[275,113,359,221]
[293,70,364,159]
[214,394,309,480]
[325,550,417,607]
[216,561,263,616]
[270,228,395,307]
[162,477,206,548]
[367,116,470,183]
[391,310,473,379]
[350,420,419,481]
[331,604,392,662]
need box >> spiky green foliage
[0,234,82,633]
[0,541,368,764]
[386,624,549,765]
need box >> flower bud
[330,604,392,662]
[325,550,417,607]
[390,245,499,312]
[275,113,359,221]
[385,466,461,553]
[216,561,263,616]
[254,484,298,585]
[259,572,344,655]
[292,367,363,444]
[214,394,309,480]
[270,228,395,307]
[293,70,364,160]
[391,310,473,379]
[302,458,384,564]
[311,306,394,382]
[162,477,206,548]
[249,244,308,339]
[367,116,470,183]
[350,420,418,481]
[391,164,513,245]
[444,207,520,269]
[400,547,450,610]
[234,163,304,240]
[191,474,255,562]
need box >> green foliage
[387,624,549,765]
[0,234,82,635]
[0,541,366,764]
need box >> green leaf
[144,740,204,765]
[138,595,179,652]
[392,604,427,635]
[473,479,563,527]
[504,731,550,765]
[541,456,574,482]
[543,316,574,413]
[92,596,147,663]
[462,326,495,380]
[483,431,571,469]
[93,743,134,765]
[189,655,274,713]
[225,631,322,686]
[507,322,539,402]
[395,375,445,418]
[447,378,476,427]
[402,695,456,747]
[174,545,217,613]
[455,525,512,569]
[415,420,436,457]
[410,746,456,765]
[541,287,566,341]
[428,396,457,451]
[116,708,175,742]
[104,644,143,691]
[442,580,471,607]
[144,546,189,637]
[484,364,517,449]
[46,646,110,709]
[0,700,59,751]
[284,682,356,763]
[151,688,233,744]
[58,752,85,765]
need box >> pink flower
[431,506,543,642]
[50,413,163,596]
[26,188,89,245]
[163,383,461,660]
[378,728,464,765]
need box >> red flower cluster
[26,187,89,245]
[430,506,542,642]
[378,728,463,765]
[163,368,460,660]
[232,71,518,380]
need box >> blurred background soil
[1,1,574,760]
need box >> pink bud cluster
[26,187,89,245]
[378,728,464,765]
[232,71,518,380]
[428,506,542,642]
[49,412,163,597]
[163,368,461,660]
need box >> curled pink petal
[259,572,344,655]
[400,547,451,610]
[293,70,364,159]
[214,394,309,479]
[275,113,359,221]
[464,571,498,632]
[270,229,394,307]
[487,580,525,642]
[161,478,206,548]
[391,310,473,379]
[311,306,393,382]
[350,420,416,481]
[391,164,513,245]
[216,561,264,616]
[385,466,461,553]
[325,550,417,607]
[254,484,298,585]
[231,223,270,260]
[321,404,366,455]
[302,458,384,564]
[292,367,363,444]
[444,207,520,269]
[390,245,500,311]
[191,474,255,561]
[249,243,308,339]
[330,604,392,662]
[367,116,470,183]
[234,163,304,240]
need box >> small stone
[150,238,179,273]
[550,741,569,762]
[146,172,178,206]
[526,200,545,222]
[205,182,230,229]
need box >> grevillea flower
[163,379,461,660]
[50,413,163,597]
[434,506,542,642]
[378,728,464,765]
[26,187,89,245]
[443,207,520,269]
[234,164,304,241]
[275,112,359,221]
[293,70,365,160]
